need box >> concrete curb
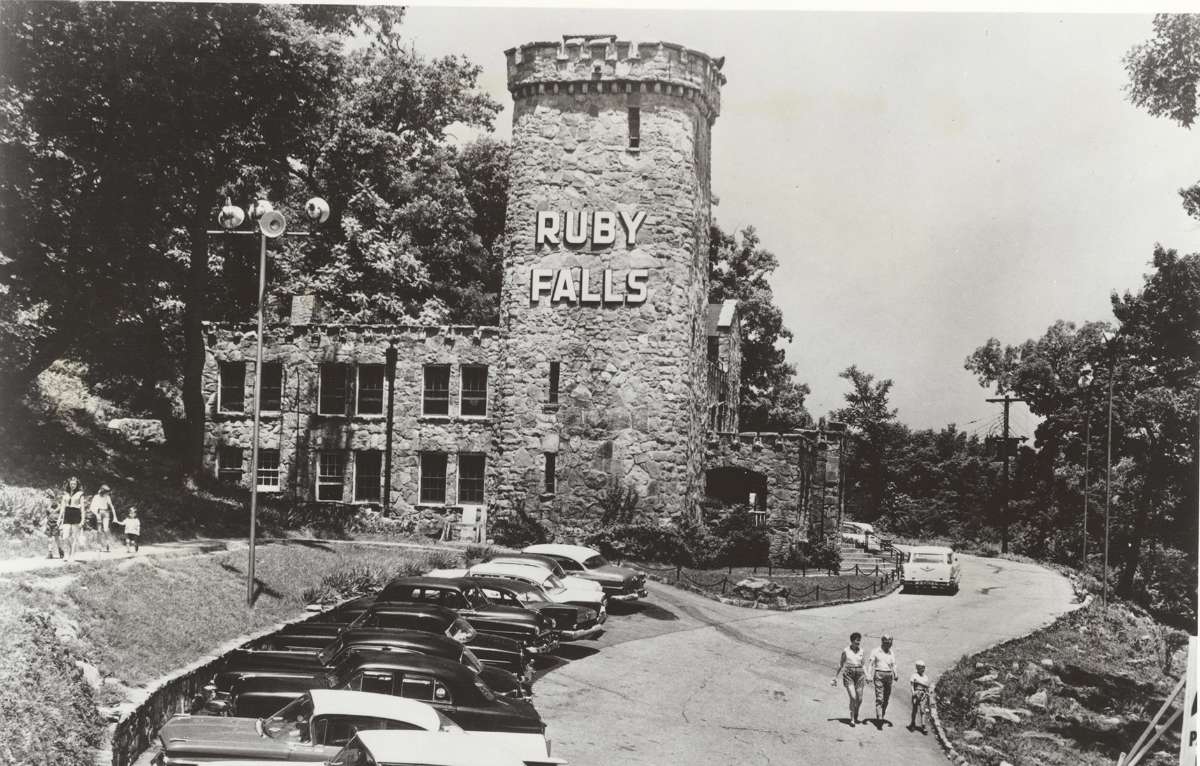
[645,572,903,611]
[925,585,1093,765]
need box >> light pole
[1077,364,1093,573]
[1100,330,1118,610]
[211,195,330,607]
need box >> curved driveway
[535,555,1076,766]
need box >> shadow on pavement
[828,717,854,727]
[616,601,679,621]
[554,643,601,661]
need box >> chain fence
[638,561,903,604]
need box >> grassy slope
[936,598,1187,766]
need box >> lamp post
[211,195,330,607]
[1077,364,1094,573]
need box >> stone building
[201,35,844,546]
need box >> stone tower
[496,35,725,531]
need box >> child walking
[908,660,932,733]
[118,508,141,553]
[44,489,64,559]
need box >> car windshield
[261,695,313,742]
[542,575,567,595]
[516,587,547,603]
[582,555,607,569]
[910,553,948,564]
[465,588,491,609]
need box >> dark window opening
[628,107,640,149]
[355,450,382,502]
[549,361,560,404]
[423,365,450,415]
[217,446,243,483]
[219,363,245,413]
[458,454,485,505]
[544,453,556,494]
[420,452,447,504]
[319,364,350,415]
[461,365,488,417]
[357,364,385,415]
[259,362,283,411]
[707,336,720,364]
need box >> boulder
[962,730,984,742]
[1026,689,1049,710]
[731,578,789,602]
[974,672,999,684]
[977,704,1024,723]
[106,418,166,446]
[976,684,1005,702]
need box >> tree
[832,365,900,522]
[708,225,811,431]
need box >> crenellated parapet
[505,35,724,121]
[203,322,503,352]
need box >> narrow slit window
[548,361,560,404]
[628,107,640,149]
[543,453,556,494]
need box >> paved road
[534,555,1077,766]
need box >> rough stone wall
[202,323,500,526]
[496,36,724,530]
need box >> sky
[397,8,1200,436]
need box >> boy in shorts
[120,508,141,553]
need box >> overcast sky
[399,8,1200,436]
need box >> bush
[0,483,50,538]
[1129,546,1197,631]
[707,505,770,567]
[778,538,842,571]
[490,500,548,549]
[462,544,495,567]
[585,521,692,566]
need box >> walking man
[868,634,898,726]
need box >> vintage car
[457,576,604,641]
[378,578,559,656]
[460,563,604,613]
[203,728,561,766]
[901,545,961,593]
[481,554,606,600]
[840,521,881,552]
[156,689,454,764]
[523,544,648,602]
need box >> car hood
[159,716,293,759]
[585,564,642,584]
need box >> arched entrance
[704,466,767,513]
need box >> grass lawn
[935,599,1187,766]
[0,540,464,765]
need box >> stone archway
[704,466,767,513]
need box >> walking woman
[88,485,118,552]
[832,631,867,726]
[57,476,85,560]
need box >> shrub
[0,483,50,538]
[1129,546,1197,631]
[490,500,549,548]
[463,544,495,567]
[707,505,770,567]
[585,521,692,566]
[778,538,842,571]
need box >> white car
[465,562,603,611]
[523,544,647,602]
[840,521,880,552]
[901,545,961,594]
[483,554,606,602]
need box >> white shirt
[123,517,141,536]
[869,647,897,675]
[89,495,114,518]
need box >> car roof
[385,577,471,590]
[909,545,954,554]
[467,562,553,583]
[524,543,599,561]
[307,690,441,730]
[333,650,474,679]
[467,576,540,594]
[368,601,458,617]
[354,731,525,766]
[489,553,558,567]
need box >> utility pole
[987,395,1026,554]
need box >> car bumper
[610,588,648,602]
[558,624,605,641]
[525,635,559,655]
[904,579,956,589]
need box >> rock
[974,673,999,684]
[1040,658,1054,669]
[106,418,166,446]
[977,704,1024,723]
[74,660,103,692]
[1026,689,1049,710]
[962,730,984,742]
[731,578,789,602]
[976,684,1004,702]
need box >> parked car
[459,576,604,641]
[840,521,878,551]
[155,689,455,765]
[461,563,604,613]
[482,554,606,601]
[900,545,961,593]
[378,578,559,657]
[522,544,647,601]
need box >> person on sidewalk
[44,489,64,559]
[867,634,898,727]
[56,476,85,560]
[832,631,867,726]
[87,484,118,552]
[908,660,932,734]
[119,508,141,553]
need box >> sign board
[1183,635,1197,766]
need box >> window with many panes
[419,452,447,504]
[422,365,450,415]
[458,454,485,505]
[319,364,350,415]
[257,448,280,491]
[259,362,282,412]
[317,451,346,501]
[219,363,245,413]
[355,450,382,502]
[548,361,560,404]
[543,453,556,494]
[356,364,384,415]
[460,365,488,417]
[217,446,243,483]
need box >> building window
[460,365,488,417]
[420,452,447,504]
[543,453,556,494]
[423,365,450,416]
[257,449,280,491]
[319,363,350,416]
[217,446,243,483]
[357,364,385,415]
[750,508,768,528]
[260,362,283,412]
[628,107,640,150]
[548,361,560,404]
[707,336,720,364]
[317,451,346,501]
[218,362,245,413]
[458,454,485,505]
[355,450,383,502]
